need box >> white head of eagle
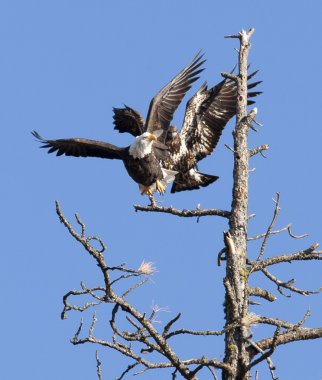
[129,130,162,159]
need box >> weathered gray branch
[57,201,231,379]
[248,327,322,357]
[248,223,308,241]
[95,351,103,380]
[134,204,230,219]
[259,267,322,296]
[116,362,139,380]
[249,144,269,157]
[248,287,276,302]
[246,339,278,380]
[247,327,280,370]
[256,193,281,262]
[249,243,322,272]
[256,309,311,330]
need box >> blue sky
[1,1,322,379]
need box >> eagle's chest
[123,154,163,186]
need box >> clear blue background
[1,1,321,379]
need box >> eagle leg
[148,194,157,207]
[156,180,165,195]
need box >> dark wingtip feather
[31,130,44,141]
[230,64,237,74]
[48,146,57,154]
[188,50,206,71]
[171,173,219,193]
[193,68,205,77]
[199,81,208,92]
[248,70,259,80]
[248,91,263,98]
[248,80,262,89]
[192,49,205,61]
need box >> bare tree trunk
[222,28,256,380]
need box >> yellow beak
[147,134,157,141]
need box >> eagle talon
[156,180,165,195]
[141,186,154,198]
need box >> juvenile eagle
[113,70,261,193]
[32,53,205,197]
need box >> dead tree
[57,29,322,379]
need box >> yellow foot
[140,186,154,197]
[156,180,165,195]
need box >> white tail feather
[138,168,178,194]
[161,168,178,185]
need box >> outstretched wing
[113,105,145,137]
[32,131,127,160]
[180,71,261,162]
[145,51,205,141]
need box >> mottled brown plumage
[144,51,205,141]
[166,72,261,192]
[113,69,261,193]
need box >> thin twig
[249,243,321,271]
[249,144,269,157]
[208,366,219,380]
[248,327,322,356]
[248,327,280,370]
[224,143,238,155]
[221,72,238,81]
[116,362,139,380]
[256,193,281,262]
[122,278,149,299]
[166,328,225,340]
[217,248,226,266]
[260,267,322,296]
[163,313,181,337]
[248,223,308,241]
[247,336,278,380]
[95,351,103,380]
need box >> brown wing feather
[32,131,127,160]
[145,51,205,141]
[180,71,261,162]
[113,105,145,137]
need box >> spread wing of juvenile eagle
[166,70,262,192]
[113,70,261,193]
[144,51,205,141]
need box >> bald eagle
[32,52,205,197]
[113,70,261,193]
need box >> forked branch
[56,201,230,379]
